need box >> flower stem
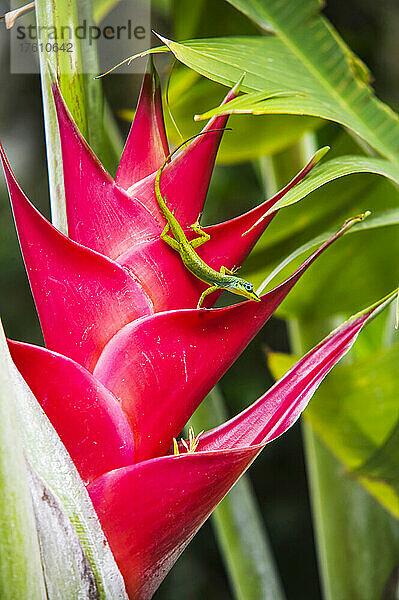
[35,0,115,231]
[190,387,285,600]
[77,0,122,173]
[35,0,88,234]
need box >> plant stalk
[35,0,113,230]
[190,387,285,600]
[35,0,88,233]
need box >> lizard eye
[244,282,253,292]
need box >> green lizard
[154,133,261,309]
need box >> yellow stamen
[172,427,204,456]
[187,426,204,453]
[181,438,190,453]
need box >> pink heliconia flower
[0,66,389,599]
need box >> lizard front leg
[220,265,237,276]
[197,285,218,309]
[189,220,211,249]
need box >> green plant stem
[35,0,115,230]
[77,0,122,173]
[78,0,104,157]
[190,387,285,600]
[35,0,89,234]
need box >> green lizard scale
[174,238,236,288]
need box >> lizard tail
[155,128,232,213]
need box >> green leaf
[276,202,399,319]
[355,420,399,485]
[0,324,128,599]
[222,0,399,164]
[158,32,399,169]
[212,481,286,600]
[249,175,391,275]
[255,207,399,297]
[0,324,46,600]
[262,154,399,215]
[287,308,399,600]
[237,132,399,319]
[247,132,376,255]
[117,68,319,164]
[190,388,285,600]
[305,339,399,518]
[304,425,399,600]
[236,150,398,319]
[165,70,319,163]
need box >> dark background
[0,1,397,598]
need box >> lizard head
[228,278,261,302]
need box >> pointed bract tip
[160,128,232,167]
[321,211,371,252]
[194,73,246,122]
[231,72,246,95]
[147,54,161,89]
[49,76,62,102]
[339,210,371,235]
[343,287,399,331]
[141,55,162,102]
[46,59,58,86]
[312,145,330,165]
[368,287,399,320]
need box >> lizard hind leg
[189,221,211,249]
[197,285,218,309]
[160,222,180,250]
